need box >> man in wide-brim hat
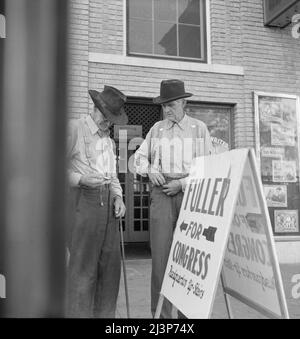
[67,85,127,318]
[135,79,213,318]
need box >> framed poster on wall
[254,92,300,239]
[186,103,233,154]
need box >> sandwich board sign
[155,148,289,319]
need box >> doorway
[117,99,162,243]
[118,100,234,243]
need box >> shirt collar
[85,115,99,135]
[165,114,189,130]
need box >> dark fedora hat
[89,86,128,125]
[153,79,193,104]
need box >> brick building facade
[68,0,300,263]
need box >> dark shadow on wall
[0,0,68,317]
[0,0,6,318]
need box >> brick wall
[67,0,300,261]
[69,0,300,148]
[68,0,89,118]
[210,0,243,66]
[89,0,123,54]
[239,0,300,147]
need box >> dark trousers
[66,187,121,318]
[150,185,184,318]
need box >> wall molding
[89,52,244,76]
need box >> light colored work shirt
[67,115,122,198]
[134,114,213,190]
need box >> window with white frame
[127,0,207,62]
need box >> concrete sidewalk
[116,258,300,319]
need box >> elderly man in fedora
[67,86,127,318]
[135,79,213,318]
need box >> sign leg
[119,218,130,318]
[154,294,164,319]
[221,273,234,319]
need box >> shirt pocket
[83,135,93,159]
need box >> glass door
[118,100,161,243]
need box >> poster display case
[254,92,300,239]
[186,103,233,153]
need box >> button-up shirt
[67,115,122,198]
[134,114,213,190]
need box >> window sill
[89,52,244,76]
[275,236,300,242]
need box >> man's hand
[148,172,166,186]
[114,196,126,218]
[162,180,182,196]
[79,174,109,188]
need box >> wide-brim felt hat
[89,86,128,125]
[153,79,193,104]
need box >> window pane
[134,220,141,231]
[154,0,176,22]
[178,0,200,25]
[154,22,177,56]
[134,208,140,219]
[133,183,140,192]
[143,221,149,231]
[186,105,232,151]
[142,208,148,218]
[179,24,201,58]
[134,195,140,206]
[127,0,206,61]
[142,195,149,206]
[118,173,125,183]
[128,0,152,19]
[129,19,153,54]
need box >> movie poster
[264,185,287,207]
[275,210,299,233]
[254,93,300,236]
[272,160,297,183]
[271,124,295,147]
[261,147,284,159]
[259,101,282,122]
[261,157,273,181]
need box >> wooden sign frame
[155,149,289,319]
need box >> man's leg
[93,193,121,318]
[66,191,106,318]
[150,186,176,318]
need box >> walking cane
[119,217,131,318]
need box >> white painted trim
[206,0,212,64]
[89,52,244,75]
[275,236,300,242]
[123,0,214,68]
[254,91,299,100]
